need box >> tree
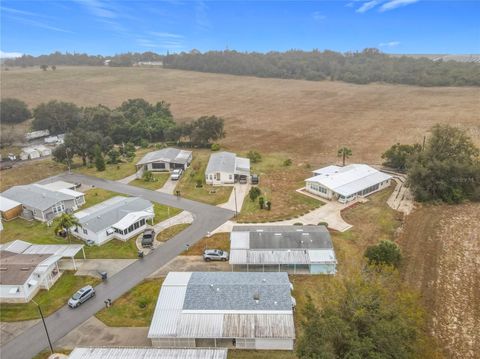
[296,270,428,359]
[54,213,81,240]
[52,144,74,165]
[0,98,31,124]
[337,146,352,166]
[365,240,402,268]
[247,150,262,163]
[32,100,82,134]
[94,145,106,171]
[407,125,480,203]
[63,129,102,166]
[258,196,265,209]
[51,65,57,71]
[142,170,155,182]
[40,64,48,71]
[249,187,261,201]
[190,116,225,145]
[107,149,120,164]
[382,143,422,171]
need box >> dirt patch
[398,203,480,359]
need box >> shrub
[139,139,149,148]
[364,240,402,268]
[247,150,262,163]
[318,221,328,227]
[258,196,265,209]
[293,222,303,226]
[283,158,292,166]
[211,143,221,151]
[94,145,105,171]
[266,201,271,210]
[142,171,155,182]
[249,187,261,201]
[137,296,148,309]
[195,179,203,188]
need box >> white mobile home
[20,147,40,160]
[73,196,154,245]
[148,272,296,350]
[205,152,250,185]
[230,225,337,274]
[68,347,228,359]
[136,148,192,178]
[33,145,52,157]
[305,164,392,203]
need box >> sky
[1,0,479,57]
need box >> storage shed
[148,272,296,351]
[0,196,23,220]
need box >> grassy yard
[0,271,99,322]
[237,154,322,222]
[83,187,119,207]
[175,150,232,205]
[96,278,163,327]
[154,203,182,223]
[182,232,230,255]
[128,173,170,190]
[156,223,190,242]
[229,351,296,359]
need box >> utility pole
[65,147,71,174]
[32,300,54,354]
[234,186,238,217]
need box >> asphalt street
[1,173,234,359]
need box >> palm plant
[337,147,353,166]
[54,213,81,241]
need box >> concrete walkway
[59,259,137,278]
[218,183,251,213]
[387,176,415,215]
[2,173,233,359]
[156,178,177,194]
[54,317,149,349]
[116,173,137,184]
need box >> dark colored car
[141,228,156,248]
[251,174,259,185]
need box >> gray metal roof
[68,347,228,359]
[183,272,292,311]
[232,225,333,249]
[1,184,76,211]
[75,196,152,233]
[205,151,236,174]
[137,148,192,166]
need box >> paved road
[1,173,234,359]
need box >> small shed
[20,148,40,160]
[0,196,23,220]
[34,145,52,157]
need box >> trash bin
[138,251,144,258]
[99,271,108,280]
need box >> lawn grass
[80,239,139,259]
[237,154,322,222]
[0,271,100,322]
[96,278,163,327]
[182,232,230,256]
[154,203,182,223]
[228,351,296,359]
[128,173,170,190]
[175,150,232,205]
[156,223,190,242]
[83,187,119,207]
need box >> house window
[52,203,65,214]
[140,218,146,226]
[83,228,88,235]
[215,173,221,181]
[229,174,233,180]
[152,162,166,169]
[209,174,213,180]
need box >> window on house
[83,228,88,235]
[140,218,146,226]
[215,173,220,180]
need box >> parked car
[203,249,229,262]
[68,285,95,308]
[141,228,156,248]
[251,174,259,185]
[171,168,183,180]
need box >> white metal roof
[229,231,249,249]
[137,148,192,166]
[112,210,154,231]
[21,147,39,154]
[306,164,392,197]
[163,271,192,286]
[0,240,83,258]
[38,181,76,191]
[0,240,31,253]
[68,347,228,359]
[308,249,337,264]
[0,196,22,212]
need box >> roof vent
[253,292,260,302]
[274,233,281,236]
[21,267,30,271]
[274,301,278,305]
[302,233,309,236]
[262,278,266,283]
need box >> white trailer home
[205,152,250,185]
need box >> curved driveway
[1,173,234,359]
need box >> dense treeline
[3,51,163,68]
[4,49,479,86]
[163,49,480,86]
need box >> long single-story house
[205,152,250,185]
[19,147,40,160]
[0,196,23,220]
[305,164,392,203]
[0,242,84,303]
[73,196,154,245]
[68,348,228,359]
[229,225,337,274]
[136,148,193,178]
[148,272,296,350]
[1,184,86,222]
[33,145,52,157]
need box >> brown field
[398,203,480,359]
[1,66,479,165]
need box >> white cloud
[379,0,419,12]
[312,11,326,21]
[195,0,211,30]
[73,0,117,19]
[356,0,380,13]
[149,32,184,39]
[137,38,184,50]
[379,41,400,47]
[0,50,23,58]
[7,15,72,33]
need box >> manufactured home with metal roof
[148,272,295,350]
[205,152,250,185]
[230,225,337,274]
[68,347,228,359]
[305,164,392,203]
[136,148,192,178]
[73,196,154,245]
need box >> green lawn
[156,223,190,242]
[129,173,170,190]
[0,272,100,322]
[175,150,232,205]
[154,203,182,223]
[96,279,163,327]
[83,187,119,207]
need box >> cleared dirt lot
[1,66,479,164]
[399,203,480,359]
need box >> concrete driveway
[156,178,178,194]
[2,173,233,359]
[218,183,251,213]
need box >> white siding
[255,338,294,350]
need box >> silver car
[68,285,95,308]
[171,169,183,180]
[203,249,229,262]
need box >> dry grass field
[398,203,480,359]
[1,66,479,165]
